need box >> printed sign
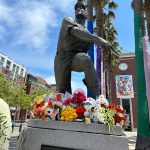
[116,75,134,98]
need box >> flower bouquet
[32,89,129,133]
[33,93,63,120]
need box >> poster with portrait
[116,75,134,98]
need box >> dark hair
[75,0,86,11]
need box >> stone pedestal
[16,120,128,150]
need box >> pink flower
[52,101,63,108]
[50,109,59,119]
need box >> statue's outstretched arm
[70,26,117,54]
[62,17,117,54]
[70,27,108,46]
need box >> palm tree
[93,0,119,96]
[133,0,150,149]
[86,0,119,96]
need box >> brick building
[26,73,51,94]
[0,52,53,121]
[110,52,137,131]
[18,73,52,120]
[0,52,26,83]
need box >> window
[11,64,16,77]
[4,70,9,79]
[16,66,19,75]
[12,64,16,71]
[6,60,11,69]
[0,62,3,72]
[20,68,24,76]
[0,57,4,71]
[0,57,5,63]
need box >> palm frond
[108,11,115,19]
[108,1,118,10]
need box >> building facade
[110,52,137,131]
[0,52,26,83]
[26,73,51,94]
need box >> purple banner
[96,46,102,94]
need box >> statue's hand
[89,35,117,55]
[95,37,108,46]
[97,37,116,54]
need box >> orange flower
[34,107,42,116]
[41,115,46,120]
[48,102,53,108]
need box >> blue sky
[0,0,134,92]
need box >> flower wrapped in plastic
[33,93,63,120]
[32,89,129,133]
[95,95,109,107]
[71,89,86,105]
[109,103,129,129]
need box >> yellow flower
[61,116,65,121]
[37,95,43,104]
[60,107,77,122]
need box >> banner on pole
[142,36,150,123]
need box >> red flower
[75,106,86,118]
[71,92,86,104]
[101,104,106,108]
[109,103,117,109]
[116,107,124,114]
[39,101,45,107]
[48,102,53,108]
[41,115,46,120]
[114,114,124,124]
[63,98,71,106]
[34,107,43,116]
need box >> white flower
[83,97,95,111]
[94,106,105,123]
[95,95,109,107]
[95,111,105,123]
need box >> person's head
[75,0,87,22]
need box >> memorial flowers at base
[32,89,129,133]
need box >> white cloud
[0,1,14,25]
[71,80,87,94]
[45,74,87,94]
[0,0,77,53]
[13,0,58,53]
[49,0,75,14]
[45,75,56,85]
[0,0,58,53]
[0,0,83,84]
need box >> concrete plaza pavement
[124,131,137,150]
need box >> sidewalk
[124,131,137,150]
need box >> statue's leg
[54,55,72,94]
[71,53,100,97]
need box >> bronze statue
[54,0,114,98]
